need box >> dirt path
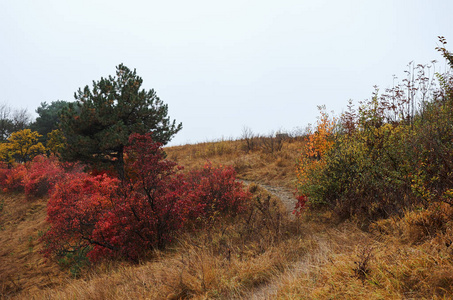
[257,183,297,214]
[236,181,323,299]
[234,181,301,298]
[245,234,331,300]
[241,180,297,215]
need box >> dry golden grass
[0,193,70,298]
[23,239,306,300]
[165,137,306,189]
[275,205,453,300]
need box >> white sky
[1,0,452,145]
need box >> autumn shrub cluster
[39,133,251,262]
[0,163,27,193]
[0,155,70,197]
[0,125,68,194]
[296,38,453,224]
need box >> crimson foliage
[0,164,27,193]
[90,133,184,259]
[0,162,8,188]
[42,173,120,259]
[42,133,251,262]
[0,155,76,199]
[24,155,65,198]
[183,162,249,223]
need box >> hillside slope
[0,194,69,297]
[2,137,453,299]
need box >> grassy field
[2,136,453,299]
[165,135,304,189]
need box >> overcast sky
[1,0,452,145]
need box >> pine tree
[31,100,71,143]
[60,64,182,179]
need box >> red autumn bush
[88,186,185,261]
[183,162,250,223]
[0,155,75,198]
[43,133,185,261]
[0,162,10,189]
[293,194,308,216]
[88,133,185,260]
[42,133,252,262]
[23,155,65,198]
[1,163,27,193]
[42,172,120,259]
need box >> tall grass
[165,134,307,189]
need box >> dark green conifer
[61,64,182,179]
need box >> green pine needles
[60,64,182,180]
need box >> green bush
[296,38,453,224]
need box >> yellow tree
[0,142,13,164]
[46,129,66,156]
[6,129,46,163]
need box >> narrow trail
[245,234,331,300]
[240,180,297,215]
[237,181,371,299]
[257,183,297,215]
[238,180,306,299]
[240,181,378,300]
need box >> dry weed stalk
[353,246,374,283]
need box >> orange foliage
[305,108,336,160]
[296,107,336,203]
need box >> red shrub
[293,194,308,216]
[23,155,65,198]
[42,173,120,259]
[43,134,184,261]
[88,186,184,261]
[2,164,27,193]
[0,162,9,190]
[108,133,185,256]
[43,134,252,262]
[183,162,250,222]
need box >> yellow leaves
[0,142,13,164]
[0,129,67,163]
[1,129,46,163]
[47,129,66,156]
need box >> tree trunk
[116,146,125,181]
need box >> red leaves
[42,173,120,259]
[293,194,308,216]
[183,162,250,222]
[42,133,252,262]
[0,164,27,193]
[24,155,65,198]
[0,155,74,198]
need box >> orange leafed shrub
[295,106,336,210]
[305,107,336,160]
